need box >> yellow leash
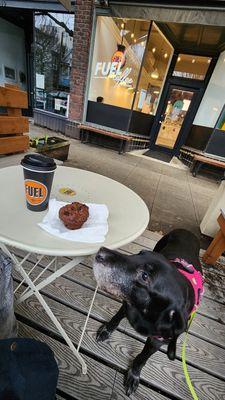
[182,311,198,400]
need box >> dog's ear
[169,308,188,336]
[156,307,187,340]
[167,309,185,360]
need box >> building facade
[0,0,75,129]
[1,1,225,157]
[68,0,225,157]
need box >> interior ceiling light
[151,69,159,79]
[177,56,181,62]
[192,59,196,63]
[141,41,145,46]
[121,22,125,29]
[152,47,156,53]
[164,53,168,59]
[131,33,134,38]
[207,59,211,63]
[134,38,137,43]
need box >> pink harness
[173,258,204,313]
[153,258,204,341]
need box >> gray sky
[35,12,74,31]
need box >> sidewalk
[61,131,217,238]
[2,123,218,240]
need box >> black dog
[93,229,203,396]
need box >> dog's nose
[95,253,105,263]
[95,247,110,263]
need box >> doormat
[143,150,173,163]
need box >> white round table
[0,165,149,374]
[0,165,149,256]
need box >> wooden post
[202,213,225,265]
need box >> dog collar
[172,258,204,314]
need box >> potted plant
[29,135,70,161]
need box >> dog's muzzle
[93,248,127,300]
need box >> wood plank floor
[11,231,225,400]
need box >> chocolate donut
[59,202,89,230]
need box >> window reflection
[88,17,150,110]
[173,54,211,80]
[133,23,173,115]
[215,106,225,131]
[35,13,74,115]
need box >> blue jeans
[0,338,58,400]
[0,251,17,339]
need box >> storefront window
[88,16,151,110]
[133,23,173,115]
[35,13,74,116]
[173,54,211,80]
[193,51,225,128]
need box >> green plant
[29,137,40,147]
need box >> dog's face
[93,247,189,339]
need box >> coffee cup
[21,153,57,212]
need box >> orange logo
[25,180,48,206]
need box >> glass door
[151,85,197,152]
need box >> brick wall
[69,0,94,122]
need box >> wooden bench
[0,84,29,155]
[191,154,225,177]
[79,124,134,154]
[79,124,149,154]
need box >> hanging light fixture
[151,69,159,79]
[164,53,168,59]
[111,44,126,69]
[121,22,125,29]
[134,38,137,43]
[192,59,196,63]
[152,47,156,53]
[178,56,181,62]
[131,21,136,43]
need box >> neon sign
[94,62,133,88]
[94,62,122,77]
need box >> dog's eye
[142,271,149,281]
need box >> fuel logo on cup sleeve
[25,180,48,206]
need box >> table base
[0,243,98,375]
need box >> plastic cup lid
[21,153,57,172]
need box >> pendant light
[151,69,159,79]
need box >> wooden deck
[11,231,225,400]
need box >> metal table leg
[191,159,198,176]
[0,244,98,375]
[119,139,125,154]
